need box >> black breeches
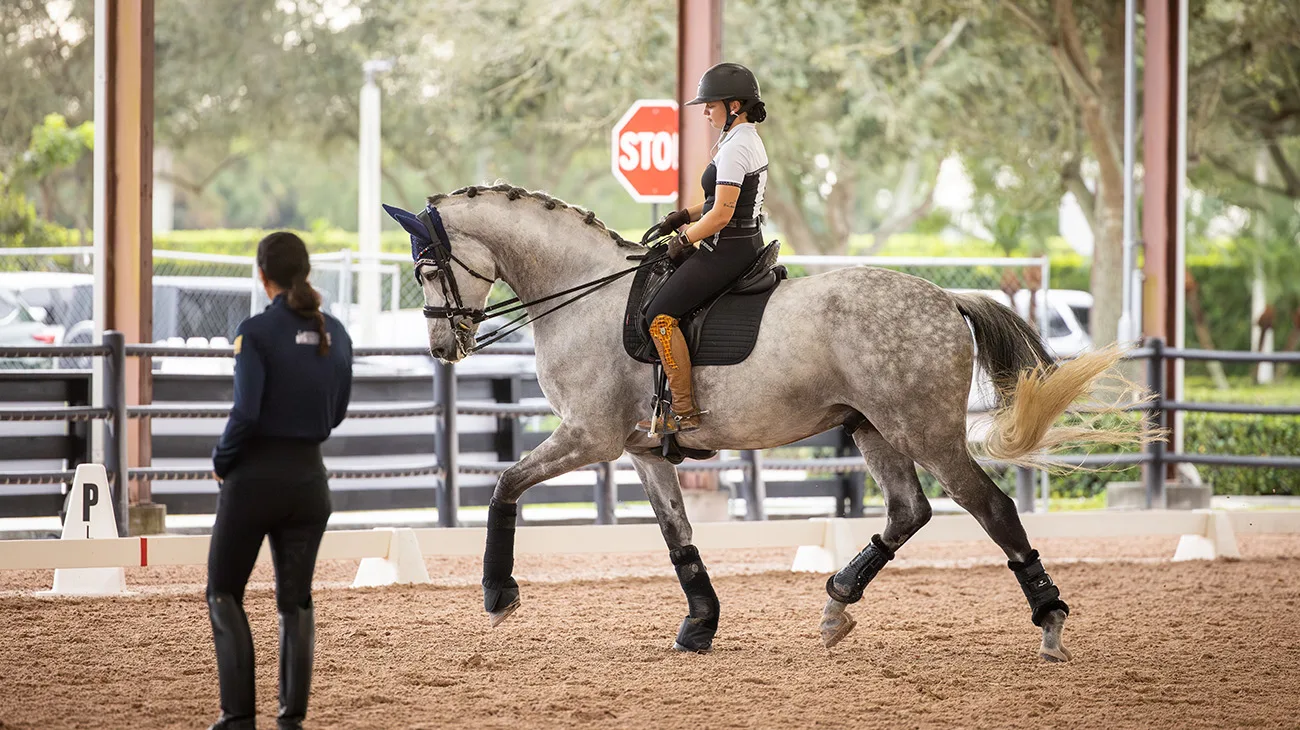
[646,231,763,323]
[206,438,332,612]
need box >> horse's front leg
[483,421,622,627]
[628,452,720,654]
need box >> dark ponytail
[256,232,330,356]
[748,101,767,124]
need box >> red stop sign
[611,99,679,203]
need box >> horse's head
[383,202,496,361]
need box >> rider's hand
[668,232,693,263]
[641,209,691,245]
[657,208,691,236]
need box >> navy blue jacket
[212,295,353,478]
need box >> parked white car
[0,286,64,368]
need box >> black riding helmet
[685,62,763,132]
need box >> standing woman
[638,62,770,434]
[207,232,353,730]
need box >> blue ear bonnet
[381,202,450,263]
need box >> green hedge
[153,228,413,256]
[1183,413,1300,495]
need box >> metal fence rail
[0,333,128,535]
[3,335,1299,531]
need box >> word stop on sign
[618,131,680,173]
[611,99,678,203]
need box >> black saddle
[623,240,787,366]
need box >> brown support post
[104,0,162,534]
[1141,0,1184,485]
[677,0,723,210]
[676,0,724,496]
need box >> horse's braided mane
[427,183,642,251]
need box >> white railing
[2,510,1293,594]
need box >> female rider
[638,62,770,434]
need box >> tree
[371,0,676,222]
[984,1,1132,348]
[728,0,988,255]
[988,1,1300,349]
[1190,3,1300,209]
[1,0,372,229]
[10,113,94,230]
[959,156,1063,256]
[0,1,95,165]
[1232,199,1300,381]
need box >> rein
[467,251,667,351]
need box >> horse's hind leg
[821,423,933,648]
[921,446,1072,662]
[628,452,719,654]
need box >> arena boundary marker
[2,511,1295,595]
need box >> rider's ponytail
[748,101,767,124]
[256,231,330,356]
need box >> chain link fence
[0,247,421,368]
[0,247,94,369]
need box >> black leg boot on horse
[637,314,704,434]
[207,591,257,730]
[1010,550,1072,662]
[670,545,720,653]
[482,498,521,626]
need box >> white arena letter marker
[41,463,128,596]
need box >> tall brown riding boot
[637,314,703,434]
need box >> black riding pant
[206,438,332,612]
[646,229,764,323]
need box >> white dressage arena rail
[5,509,1299,595]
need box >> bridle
[382,202,667,355]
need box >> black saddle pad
[687,286,779,365]
[622,242,784,367]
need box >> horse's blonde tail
[951,293,1158,469]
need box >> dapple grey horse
[391,183,1142,662]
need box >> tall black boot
[277,604,315,730]
[208,591,257,730]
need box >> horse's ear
[382,203,432,245]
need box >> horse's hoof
[1038,608,1070,662]
[672,641,712,654]
[673,616,716,653]
[488,598,520,628]
[820,610,857,649]
[1040,644,1072,662]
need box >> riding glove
[657,208,691,236]
[668,232,694,263]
